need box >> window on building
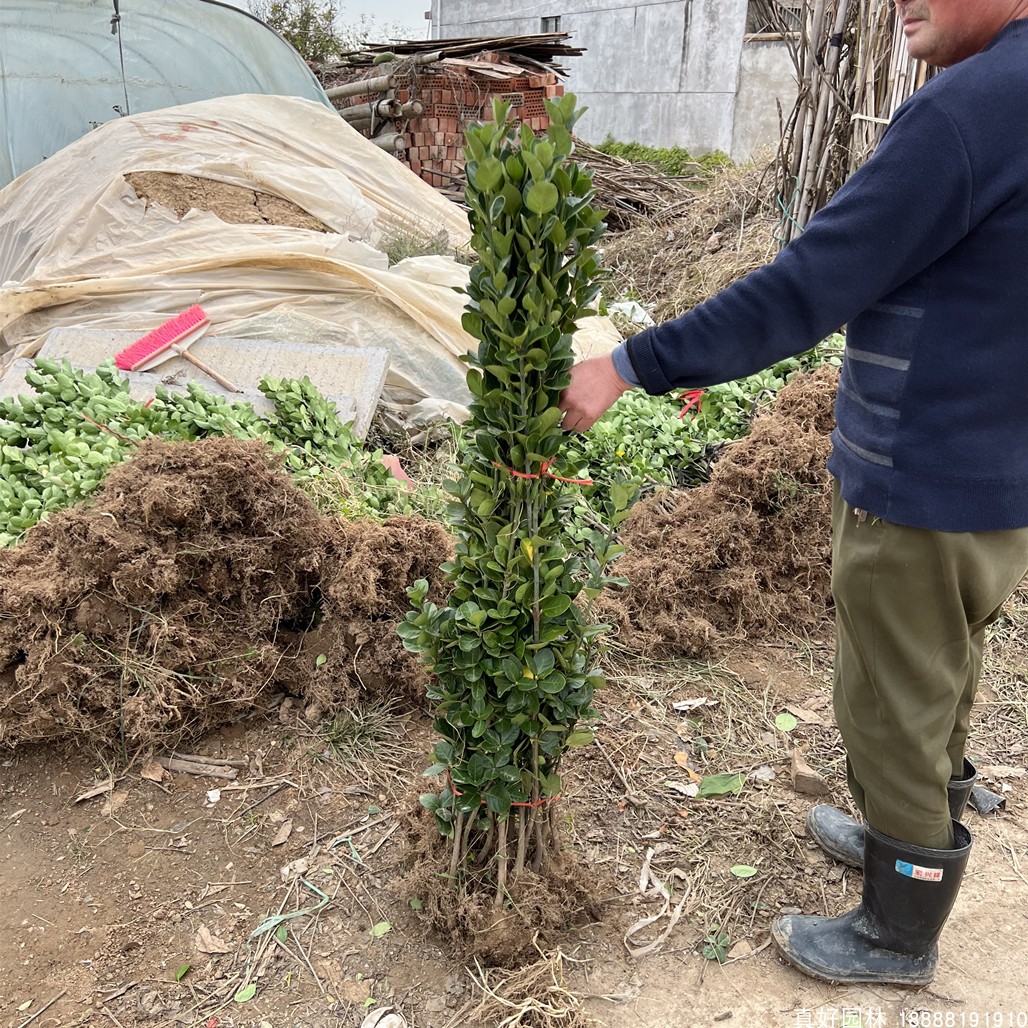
[541,15,562,33]
[745,0,802,36]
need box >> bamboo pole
[342,99,424,128]
[792,0,828,207]
[776,0,935,241]
[796,0,850,227]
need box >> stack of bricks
[399,57,564,189]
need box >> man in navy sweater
[559,0,1028,986]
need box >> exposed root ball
[0,437,451,752]
[601,367,838,657]
[402,805,604,967]
[300,515,455,718]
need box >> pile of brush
[0,436,451,755]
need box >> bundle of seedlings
[399,95,622,962]
[0,358,403,547]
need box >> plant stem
[477,816,495,866]
[531,738,545,872]
[514,806,528,877]
[494,817,509,910]
[460,809,476,867]
[449,809,465,882]
[548,799,562,856]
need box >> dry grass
[320,699,414,777]
[602,157,779,322]
[447,942,593,1028]
[972,583,1028,775]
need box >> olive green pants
[831,482,1028,849]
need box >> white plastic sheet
[0,95,620,405]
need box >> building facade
[429,0,799,160]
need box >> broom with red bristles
[114,306,241,392]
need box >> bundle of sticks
[775,0,934,243]
[572,142,701,230]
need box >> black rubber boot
[772,821,972,985]
[806,758,977,868]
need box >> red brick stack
[398,56,564,188]
[328,53,565,192]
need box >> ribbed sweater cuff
[624,327,674,395]
[610,342,641,387]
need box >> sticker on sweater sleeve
[895,860,944,882]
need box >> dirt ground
[2,383,1026,1028]
[125,173,332,233]
[2,634,1026,1028]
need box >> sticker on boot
[895,860,943,882]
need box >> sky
[222,0,431,38]
[338,0,430,34]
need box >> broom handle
[179,349,242,393]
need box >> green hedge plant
[399,96,620,905]
[0,358,402,545]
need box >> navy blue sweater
[619,19,1028,532]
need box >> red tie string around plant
[491,458,593,486]
[447,770,558,808]
[678,389,705,419]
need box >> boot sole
[772,919,936,986]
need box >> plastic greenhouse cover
[0,0,334,188]
[0,95,619,407]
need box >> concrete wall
[430,0,798,160]
[734,38,797,158]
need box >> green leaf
[697,773,745,798]
[730,865,758,878]
[774,712,798,732]
[702,934,730,962]
[540,594,572,617]
[369,921,392,938]
[234,983,257,1003]
[409,897,423,911]
[175,963,191,982]
[275,924,288,943]
[505,154,525,182]
[565,729,594,747]
[475,157,504,193]
[525,181,559,215]
[315,653,327,668]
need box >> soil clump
[126,171,332,232]
[402,804,606,967]
[0,436,451,753]
[601,366,838,658]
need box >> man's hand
[558,353,635,432]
